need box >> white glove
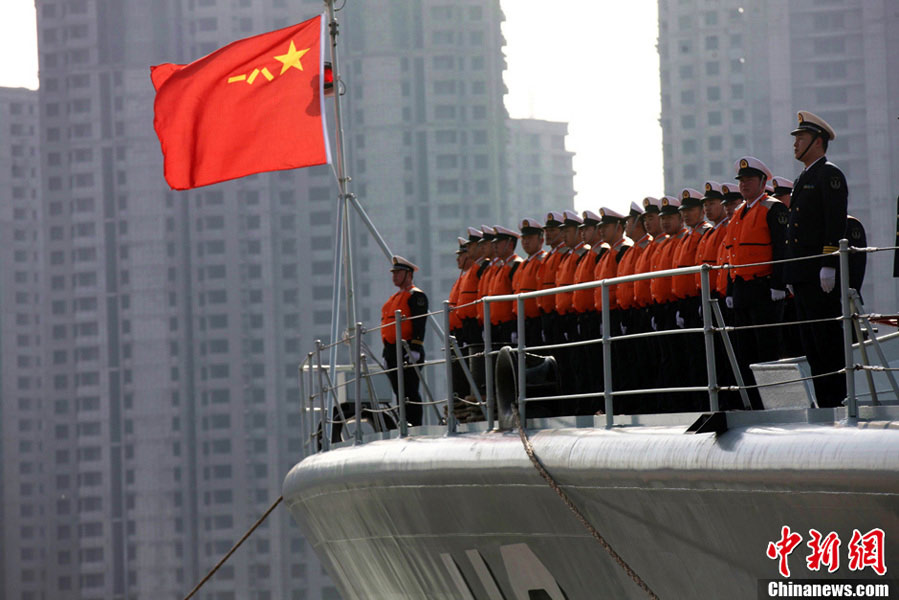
[651,316,658,331]
[510,331,518,345]
[675,310,685,328]
[820,267,836,293]
[786,284,794,296]
[725,296,734,309]
[771,289,786,302]
[409,350,421,363]
[620,322,628,335]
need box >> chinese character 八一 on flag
[150,15,330,190]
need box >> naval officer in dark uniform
[784,111,848,408]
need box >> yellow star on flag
[274,41,310,75]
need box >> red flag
[151,15,330,190]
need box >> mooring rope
[511,408,660,599]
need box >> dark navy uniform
[845,215,867,297]
[784,156,848,407]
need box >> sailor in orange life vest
[512,217,547,347]
[448,237,473,342]
[380,255,429,426]
[487,225,524,345]
[727,156,789,409]
[785,111,848,407]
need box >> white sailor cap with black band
[629,201,645,218]
[679,188,703,209]
[562,209,583,227]
[642,196,661,214]
[456,237,469,254]
[734,156,772,180]
[659,195,681,216]
[599,207,627,225]
[479,225,496,242]
[702,181,723,201]
[493,225,520,240]
[765,181,774,195]
[771,176,793,196]
[581,210,601,227]
[519,217,544,235]
[544,211,564,228]
[467,226,483,243]
[390,255,418,272]
[790,110,836,141]
[720,183,742,203]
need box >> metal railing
[296,239,899,456]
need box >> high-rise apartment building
[657,0,899,307]
[506,118,576,220]
[0,87,43,600]
[5,1,573,599]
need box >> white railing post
[483,301,494,430]
[354,323,363,444]
[315,340,329,452]
[839,239,856,418]
[601,282,613,428]
[517,297,526,427]
[394,310,407,436]
[444,301,456,434]
[700,265,719,412]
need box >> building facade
[4,0,574,599]
[657,0,899,308]
[506,118,576,220]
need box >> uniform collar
[802,155,826,173]
[712,216,730,230]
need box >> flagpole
[324,0,358,415]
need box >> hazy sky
[0,1,663,215]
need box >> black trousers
[792,281,845,407]
[383,343,423,426]
[732,277,787,409]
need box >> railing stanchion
[517,297,526,427]
[700,265,719,412]
[601,282,613,428]
[297,362,307,459]
[484,301,494,430]
[306,352,315,454]
[394,310,407,436]
[444,301,456,434]
[315,340,330,452]
[354,322,363,444]
[839,239,856,418]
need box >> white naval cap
[734,156,772,180]
[466,226,483,243]
[765,181,774,194]
[791,110,836,141]
[581,209,601,226]
[642,196,662,214]
[456,237,469,254]
[479,224,496,241]
[629,201,645,217]
[702,181,723,201]
[390,255,418,272]
[544,211,564,228]
[771,176,793,195]
[493,225,520,239]
[659,195,681,216]
[519,217,544,234]
[599,207,627,224]
[720,182,742,202]
[679,188,703,209]
[561,209,583,227]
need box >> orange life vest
[729,196,777,280]
[513,250,546,319]
[593,238,632,311]
[695,218,729,296]
[554,243,586,315]
[381,286,423,343]
[616,234,650,310]
[456,261,483,321]
[536,243,569,314]
[476,260,500,324]
[448,270,465,331]
[573,245,604,313]
[672,224,708,299]
[650,229,685,304]
[489,255,523,325]
[633,236,665,307]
